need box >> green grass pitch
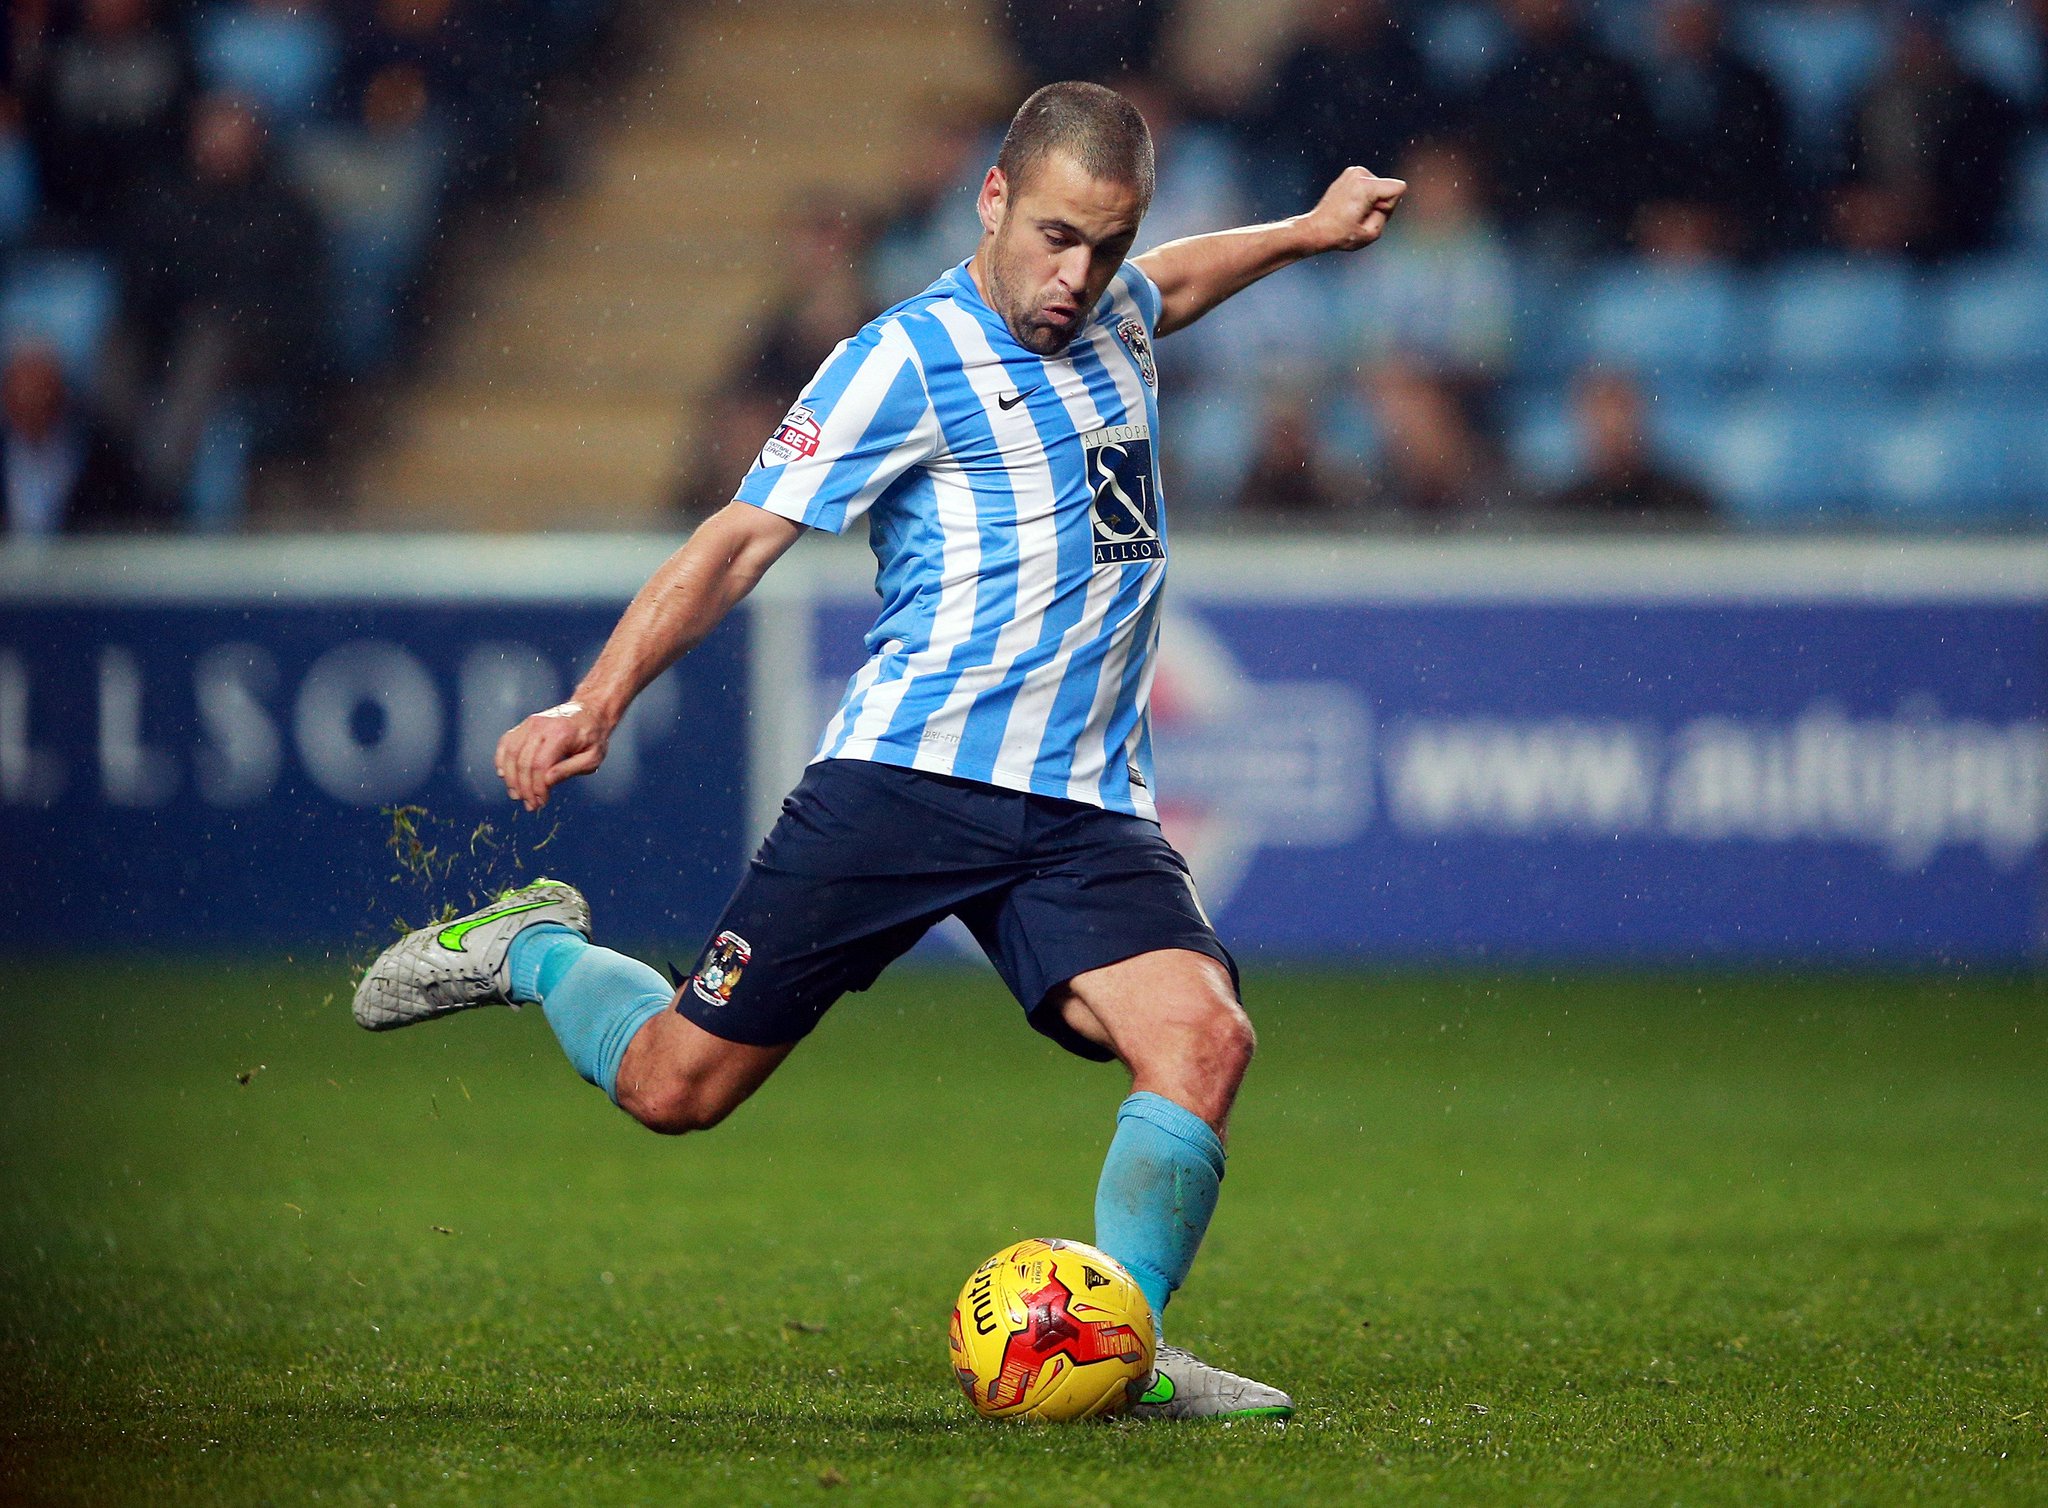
[2,962,2043,1506]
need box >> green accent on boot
[436,899,556,952]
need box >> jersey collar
[943,260,1113,364]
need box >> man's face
[191,97,262,183]
[974,151,1144,357]
[3,348,66,441]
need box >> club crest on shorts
[1115,316,1156,387]
[1082,422,1162,565]
[759,405,821,466]
[691,930,752,1007]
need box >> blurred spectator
[1117,74,1244,250]
[25,0,196,237]
[1548,367,1713,525]
[1243,0,1439,211]
[1469,0,1656,257]
[1641,0,1790,258]
[1232,388,1349,521]
[289,60,448,372]
[192,0,342,127]
[1357,359,1512,525]
[126,92,328,504]
[1333,137,1511,379]
[1003,0,1175,87]
[1631,198,1728,265]
[2,342,163,537]
[7,2,53,93]
[0,90,38,248]
[676,201,877,518]
[338,0,464,106]
[866,107,994,308]
[741,199,875,399]
[1832,12,2024,261]
[1952,0,2046,114]
[337,0,535,186]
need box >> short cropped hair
[994,82,1155,206]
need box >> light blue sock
[1093,1091,1226,1328]
[506,924,672,1104]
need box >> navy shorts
[673,758,1236,1061]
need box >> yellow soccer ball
[948,1238,1156,1421]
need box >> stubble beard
[985,242,1074,358]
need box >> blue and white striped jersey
[735,260,1170,820]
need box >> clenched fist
[495,700,612,812]
[1303,166,1407,254]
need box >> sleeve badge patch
[760,405,822,466]
[690,930,753,1007]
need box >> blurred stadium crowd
[1,0,622,535]
[4,0,2045,538]
[685,0,2048,534]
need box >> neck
[966,240,996,304]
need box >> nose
[1055,245,1092,293]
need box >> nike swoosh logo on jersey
[437,899,555,952]
[997,389,1038,410]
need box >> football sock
[507,924,672,1103]
[1093,1091,1226,1328]
[507,923,587,1001]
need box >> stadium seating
[5,0,2043,535]
[1867,394,2041,524]
[192,4,340,126]
[1953,0,2045,108]
[288,124,449,375]
[1761,258,1918,385]
[1415,1,1509,91]
[0,253,119,385]
[1689,393,1876,526]
[2014,137,2048,250]
[0,131,34,253]
[1583,263,1747,388]
[1506,380,1727,499]
[1502,385,1578,491]
[1736,2,1887,162]
[1936,258,2048,377]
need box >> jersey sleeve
[734,320,937,534]
[1115,261,1164,333]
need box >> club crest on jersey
[690,930,752,1007]
[1082,422,1162,565]
[760,405,821,466]
[1115,317,1156,387]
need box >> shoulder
[828,306,936,388]
[1103,262,1163,332]
[868,284,1000,384]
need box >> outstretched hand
[496,701,611,811]
[1303,165,1408,254]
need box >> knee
[1208,997,1258,1082]
[1136,993,1256,1123]
[618,1075,734,1137]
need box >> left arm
[1134,166,1408,337]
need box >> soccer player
[356,82,1404,1419]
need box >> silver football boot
[1127,1344,1294,1421]
[352,878,590,1031]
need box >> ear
[975,166,1008,238]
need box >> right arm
[499,317,935,809]
[496,501,803,810]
